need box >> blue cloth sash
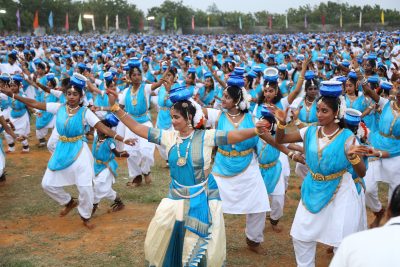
[301,126,352,213]
[48,106,86,171]
[124,84,150,123]
[92,136,118,177]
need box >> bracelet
[113,133,118,140]
[100,107,103,111]
[110,103,120,112]
[362,78,368,86]
[295,119,301,126]
[119,112,128,119]
[12,93,15,100]
[277,121,286,130]
[349,155,361,165]
[378,151,383,158]
[288,151,294,159]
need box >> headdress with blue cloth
[263,67,279,83]
[70,73,87,93]
[380,81,393,92]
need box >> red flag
[65,13,69,32]
[139,17,144,31]
[192,16,195,30]
[321,15,326,31]
[33,10,39,29]
[268,16,272,29]
[127,16,131,31]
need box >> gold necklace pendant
[132,98,137,106]
[177,157,187,167]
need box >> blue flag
[48,11,54,29]
[161,17,165,31]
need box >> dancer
[0,73,135,229]
[106,84,262,266]
[274,80,367,267]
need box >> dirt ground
[0,140,387,267]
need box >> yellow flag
[207,16,210,29]
[381,10,384,25]
[340,11,343,28]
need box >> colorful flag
[285,13,288,29]
[48,11,54,29]
[16,9,20,31]
[207,16,210,29]
[139,17,144,31]
[239,16,242,30]
[116,14,119,30]
[78,13,83,31]
[192,16,195,30]
[33,10,39,29]
[381,10,384,25]
[268,15,272,29]
[304,14,307,28]
[127,16,131,31]
[359,11,362,28]
[105,15,108,31]
[174,17,177,30]
[340,11,343,28]
[161,17,165,31]
[65,13,69,32]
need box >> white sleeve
[50,89,63,98]
[299,126,310,141]
[206,108,221,129]
[280,96,290,110]
[0,93,8,100]
[46,102,62,114]
[378,96,389,109]
[144,84,152,98]
[84,108,101,127]
[110,142,116,150]
[118,88,128,105]
[329,239,349,267]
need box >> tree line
[0,0,399,33]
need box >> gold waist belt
[379,131,400,140]
[309,169,346,181]
[95,159,109,165]
[259,161,278,169]
[217,148,253,157]
[59,135,84,142]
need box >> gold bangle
[277,121,286,130]
[113,133,118,140]
[288,151,294,159]
[119,112,128,119]
[110,103,120,112]
[349,155,361,165]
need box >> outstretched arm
[287,55,311,104]
[0,84,46,111]
[226,128,257,144]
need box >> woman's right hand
[273,107,289,125]
[106,85,118,106]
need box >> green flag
[239,16,242,30]
[78,13,83,31]
[174,17,177,30]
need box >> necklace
[226,110,241,118]
[305,97,314,106]
[176,131,194,167]
[66,104,79,116]
[131,85,140,106]
[320,126,340,143]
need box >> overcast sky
[131,0,399,15]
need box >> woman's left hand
[346,138,369,158]
[123,138,137,146]
[255,120,270,135]
[119,151,130,158]
[292,153,305,164]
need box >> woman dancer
[106,85,262,266]
[274,81,367,267]
[0,73,135,229]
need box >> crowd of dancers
[0,31,400,266]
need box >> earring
[334,115,340,124]
[187,120,193,128]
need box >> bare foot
[271,224,283,233]
[369,208,385,228]
[82,219,95,230]
[144,173,152,185]
[59,198,78,217]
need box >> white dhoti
[93,168,117,204]
[125,121,155,178]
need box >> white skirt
[290,173,362,247]
[379,155,400,185]
[213,155,270,214]
[94,168,115,184]
[11,112,30,136]
[42,142,95,187]
[279,152,291,178]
